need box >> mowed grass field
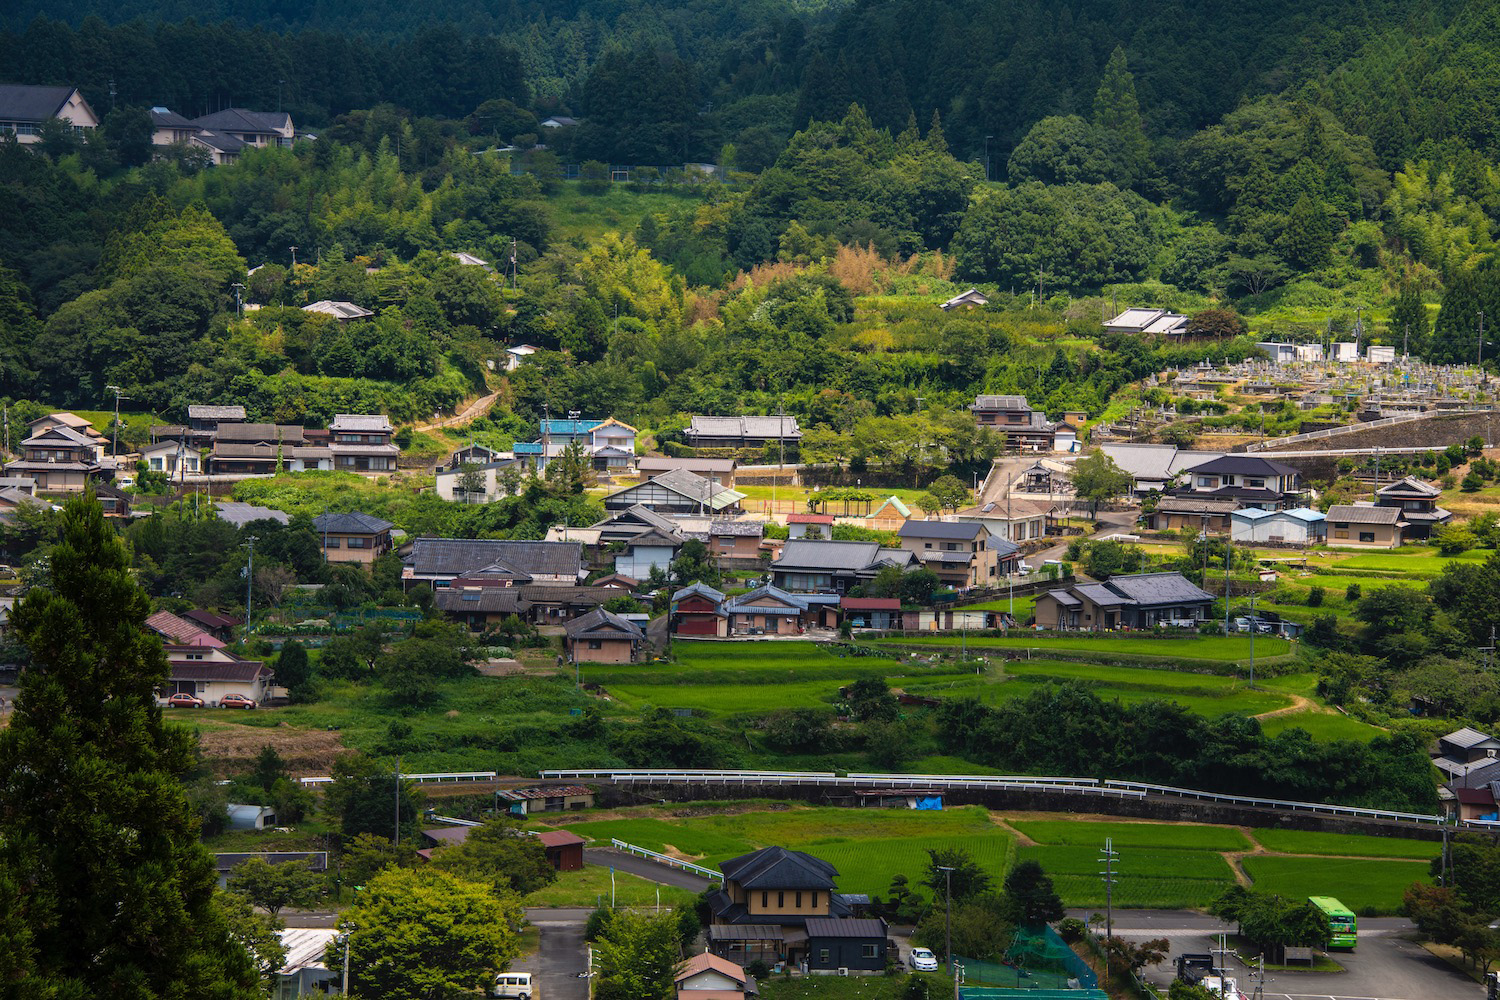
[564,805,1014,895]
[1240,855,1431,913]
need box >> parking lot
[1096,909,1482,1000]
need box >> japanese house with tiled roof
[1033,572,1214,631]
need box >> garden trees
[0,493,261,997]
[593,909,684,1000]
[1072,451,1132,517]
[324,752,424,841]
[330,866,523,1000]
[429,817,558,895]
[228,857,325,916]
[1000,860,1064,926]
[1212,886,1330,960]
[1185,308,1247,339]
[922,847,992,901]
[275,640,312,700]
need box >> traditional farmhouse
[404,538,585,589]
[328,414,399,475]
[968,395,1056,452]
[684,415,802,450]
[497,785,596,816]
[0,85,99,144]
[312,511,394,565]
[604,469,746,514]
[1034,572,1214,631]
[1230,507,1326,545]
[1142,497,1240,534]
[770,540,917,596]
[672,583,729,637]
[897,520,1016,590]
[564,607,645,663]
[1375,476,1452,540]
[1104,307,1189,337]
[1325,503,1404,548]
[724,585,808,636]
[637,455,737,486]
[433,587,531,630]
[4,413,114,492]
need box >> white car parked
[493,972,533,999]
[908,947,939,971]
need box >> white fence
[609,839,723,880]
[299,770,499,786]
[540,768,1462,828]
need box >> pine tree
[0,493,261,998]
[925,109,948,154]
[1091,46,1152,189]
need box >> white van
[493,972,534,999]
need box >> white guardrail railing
[299,770,499,786]
[609,839,724,880]
[540,769,1462,828]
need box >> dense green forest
[3,0,1500,430]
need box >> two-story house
[707,847,884,971]
[312,511,394,566]
[897,520,1015,590]
[1375,476,1452,541]
[0,85,99,145]
[328,414,399,475]
[684,415,802,450]
[770,540,918,596]
[4,413,113,492]
[1170,455,1301,510]
[968,395,1056,452]
[191,108,295,148]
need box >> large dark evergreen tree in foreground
[0,493,260,998]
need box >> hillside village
[7,4,1500,996]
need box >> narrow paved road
[1089,909,1480,1000]
[515,908,589,1000]
[583,847,714,892]
[414,389,501,433]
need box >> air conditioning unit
[837,968,849,977]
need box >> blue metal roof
[540,419,602,435]
[512,441,544,454]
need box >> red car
[219,693,258,710]
[166,693,204,708]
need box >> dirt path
[414,389,501,433]
[1252,693,1316,719]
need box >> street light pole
[936,865,955,974]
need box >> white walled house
[0,85,99,144]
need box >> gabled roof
[1377,476,1442,498]
[788,513,835,524]
[1182,455,1300,478]
[312,511,393,534]
[168,661,268,683]
[1153,497,1239,515]
[720,846,837,890]
[24,424,97,448]
[183,609,243,630]
[303,300,373,320]
[971,395,1035,411]
[188,404,246,421]
[600,504,680,533]
[433,589,531,615]
[1325,504,1401,524]
[607,470,746,511]
[1442,727,1498,751]
[146,610,214,645]
[676,952,749,986]
[898,520,985,541]
[1103,572,1214,606]
[805,917,887,939]
[190,130,247,153]
[330,414,392,433]
[564,607,644,639]
[192,108,292,134]
[672,582,726,604]
[637,456,737,475]
[724,585,808,613]
[773,539,882,572]
[407,538,583,580]
[0,85,81,122]
[537,830,587,848]
[149,107,197,130]
[687,415,802,439]
[215,422,304,444]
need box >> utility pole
[1247,592,1256,689]
[1481,310,1487,370]
[1098,838,1118,943]
[936,865,955,974]
[244,535,256,627]
[231,282,245,317]
[289,245,299,268]
[510,236,518,291]
[108,79,117,112]
[983,135,993,182]
[1223,538,1232,634]
[105,384,130,457]
[393,757,402,846]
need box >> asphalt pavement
[583,847,714,892]
[516,909,590,1000]
[1085,909,1482,1000]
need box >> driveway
[583,847,714,892]
[1087,909,1480,1000]
[516,908,590,1000]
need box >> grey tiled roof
[1103,572,1214,605]
[215,502,290,527]
[0,85,77,121]
[564,607,644,638]
[687,415,802,439]
[1326,504,1402,524]
[192,108,291,133]
[313,511,393,534]
[330,414,393,432]
[408,538,582,580]
[188,405,247,420]
[773,539,881,571]
[805,917,887,939]
[721,847,838,890]
[898,520,985,541]
[434,589,531,614]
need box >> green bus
[1309,896,1357,948]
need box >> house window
[587,639,602,650]
[325,537,341,548]
[862,944,878,959]
[811,892,818,908]
[1247,478,1266,488]
[346,537,369,548]
[819,950,830,964]
[777,892,784,907]
[795,892,802,908]
[761,892,768,908]
[1359,532,1375,543]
